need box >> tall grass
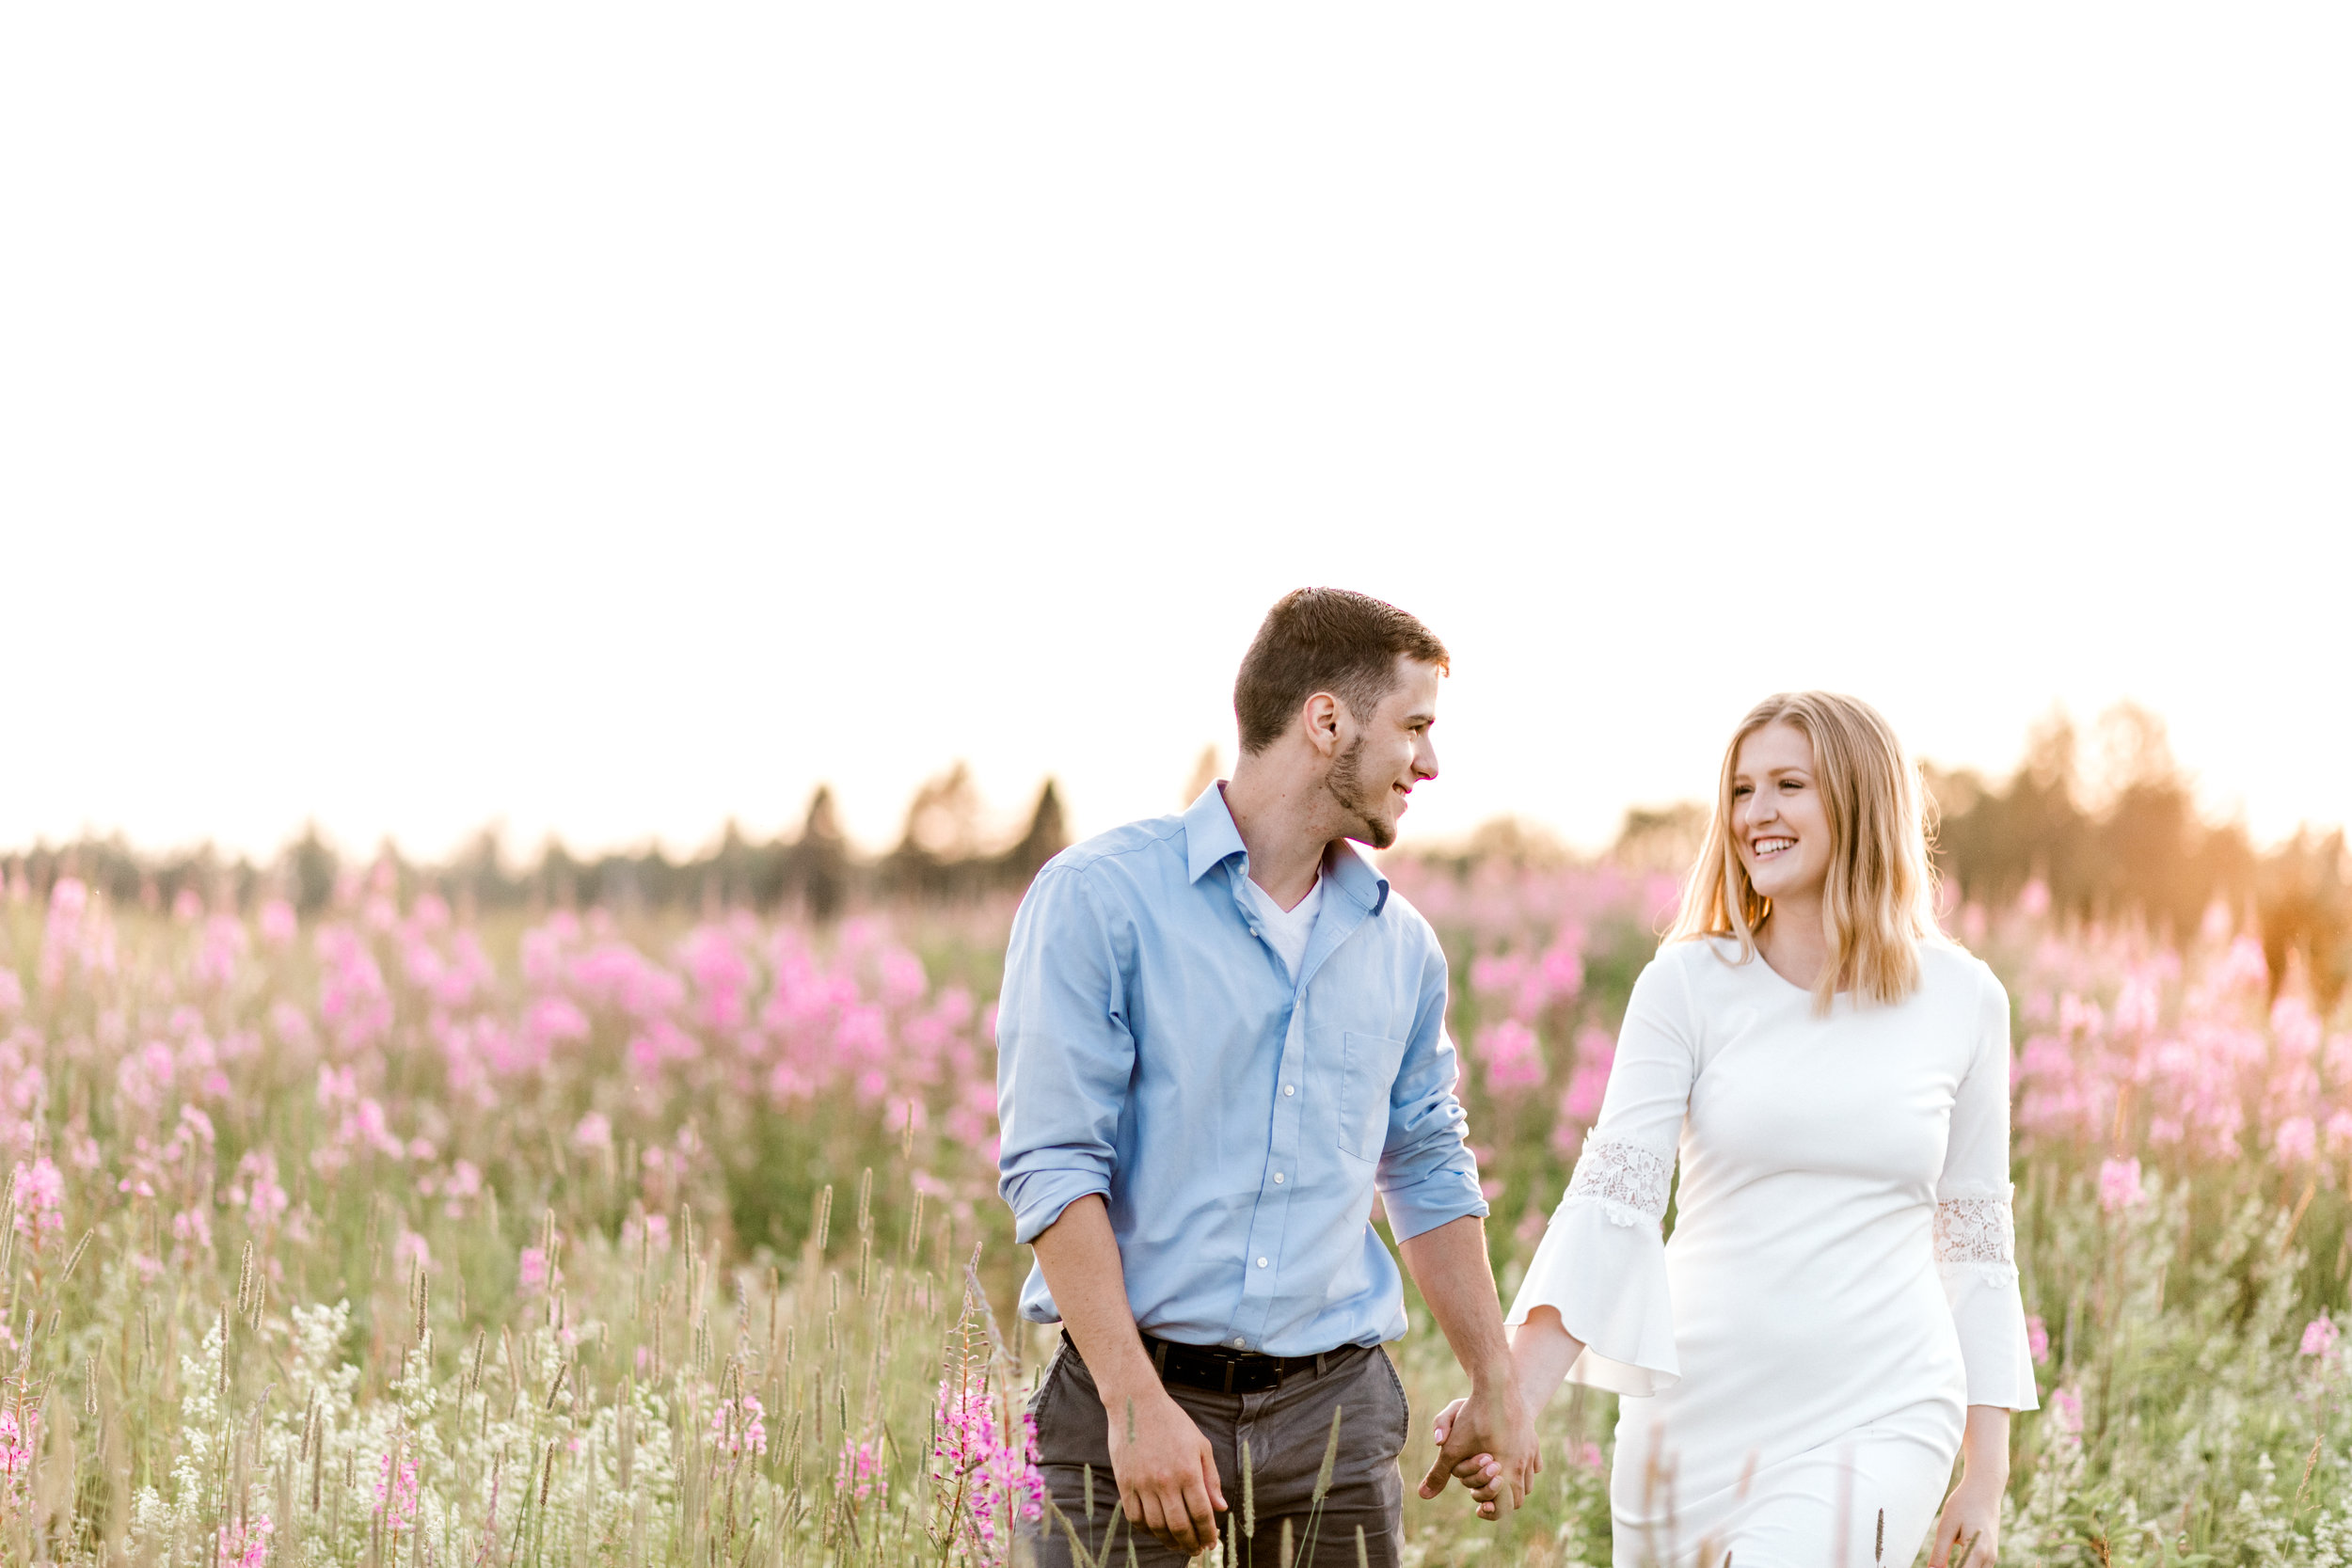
[1,863,2348,1565]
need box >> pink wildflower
[233,1149,290,1226]
[835,1436,884,1499]
[572,1112,613,1150]
[2048,1384,2083,1447]
[172,1206,213,1255]
[2327,1110,2352,1157]
[374,1451,420,1528]
[1554,1026,1616,1136]
[518,1245,550,1294]
[216,1515,273,1568]
[11,1156,65,1243]
[0,1402,40,1516]
[2026,1314,2049,1365]
[2274,1116,2318,1166]
[1469,953,1522,999]
[1476,1019,1545,1095]
[259,899,298,947]
[0,1402,37,1476]
[2299,1316,2340,1361]
[2097,1157,2145,1213]
[934,1377,1045,1560]
[427,1159,483,1218]
[711,1393,769,1458]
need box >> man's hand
[1105,1384,1226,1556]
[1418,1384,1538,1517]
[1029,1196,1227,1554]
[1394,1215,1547,1521]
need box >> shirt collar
[1182,783,1391,917]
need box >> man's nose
[1417,740,1439,781]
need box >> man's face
[1325,656,1442,849]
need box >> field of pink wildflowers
[2,860,2348,1566]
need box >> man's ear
[1300,692,1343,758]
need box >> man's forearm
[1030,1194,1227,1554]
[1397,1213,1513,1386]
[1029,1194,1160,1407]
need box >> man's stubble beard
[1324,734,1396,851]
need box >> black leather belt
[1067,1331,1342,1394]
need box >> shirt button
[1283,1085,1295,1096]
[1256,1257,1268,1267]
[1233,1337,1247,1347]
[1272,1173,1284,1184]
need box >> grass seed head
[1313,1403,1343,1502]
[1242,1438,1254,1537]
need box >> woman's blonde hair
[1667,691,1941,1009]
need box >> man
[996,587,1538,1566]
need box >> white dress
[1508,937,2039,1568]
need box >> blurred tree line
[0,766,1067,924]
[1410,705,2352,1008]
[8,707,2346,1006]
[1924,705,2350,1005]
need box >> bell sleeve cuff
[1504,1133,1680,1398]
[1934,1180,2041,1411]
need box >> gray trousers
[1023,1337,1409,1567]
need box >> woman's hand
[1428,1397,1508,1519]
[1926,1474,2001,1566]
[1927,1405,2011,1566]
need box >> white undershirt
[1237,871,1323,982]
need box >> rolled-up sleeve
[995,864,1136,1244]
[1375,934,1488,1242]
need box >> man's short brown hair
[1232,588,1451,755]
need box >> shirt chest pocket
[1337,1030,1408,1162]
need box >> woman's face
[1732,721,1832,905]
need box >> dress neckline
[1719,936,1846,1003]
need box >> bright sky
[5,8,2346,863]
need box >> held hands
[1420,1387,1539,1522]
[1104,1385,1227,1557]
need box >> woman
[1439,693,2036,1566]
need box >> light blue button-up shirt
[995,784,1486,1354]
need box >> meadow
[1,859,2348,1567]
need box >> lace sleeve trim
[1565,1132,1674,1229]
[1934,1191,2017,1285]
